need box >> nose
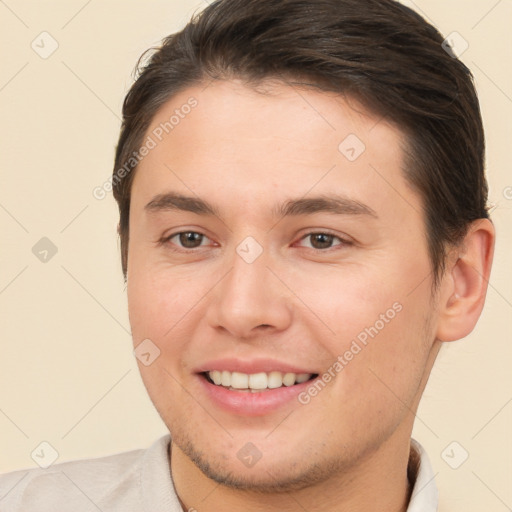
[206,250,293,339]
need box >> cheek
[298,264,400,344]
[127,268,204,413]
[127,258,205,343]
[300,259,433,401]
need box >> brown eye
[308,233,336,249]
[177,231,205,248]
[296,232,347,250]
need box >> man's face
[127,80,440,489]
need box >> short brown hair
[112,0,489,284]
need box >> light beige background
[0,0,510,510]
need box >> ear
[436,218,495,342]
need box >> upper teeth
[208,370,312,390]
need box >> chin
[170,428,348,494]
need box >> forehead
[131,79,418,221]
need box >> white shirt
[0,436,438,511]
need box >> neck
[170,429,415,512]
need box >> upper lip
[194,358,318,375]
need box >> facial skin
[126,80,494,511]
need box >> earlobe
[436,218,495,342]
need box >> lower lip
[197,373,317,416]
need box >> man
[0,0,494,510]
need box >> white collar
[407,439,439,511]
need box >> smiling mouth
[202,370,318,392]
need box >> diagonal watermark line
[472,471,511,509]
[369,163,420,214]
[265,266,336,335]
[406,271,434,297]
[61,61,121,121]
[61,0,93,29]
[472,61,512,105]
[199,75,215,93]
[470,263,512,309]
[62,369,131,439]
[410,471,439,501]
[163,367,233,438]
[61,471,104,511]
[472,0,503,29]
[0,0,29,28]
[164,268,233,337]
[0,407,29,438]
[404,0,436,25]
[0,62,29,92]
[196,481,222,505]
[264,410,295,439]
[0,265,28,296]
[368,367,439,438]
[484,280,512,308]
[472,396,512,439]
[61,265,131,334]
[267,164,337,234]
[0,472,29,502]
[60,204,89,233]
[0,202,29,232]
[368,112,388,132]
[288,81,336,131]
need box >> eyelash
[296,232,351,250]
[159,230,352,252]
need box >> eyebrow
[145,192,219,216]
[274,195,377,218]
[144,192,377,219]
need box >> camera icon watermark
[442,31,469,59]
[441,441,469,469]
[503,186,512,200]
[31,31,59,59]
[236,236,263,264]
[134,339,161,366]
[31,441,59,469]
[32,237,58,263]
[338,134,366,162]
[237,442,262,468]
